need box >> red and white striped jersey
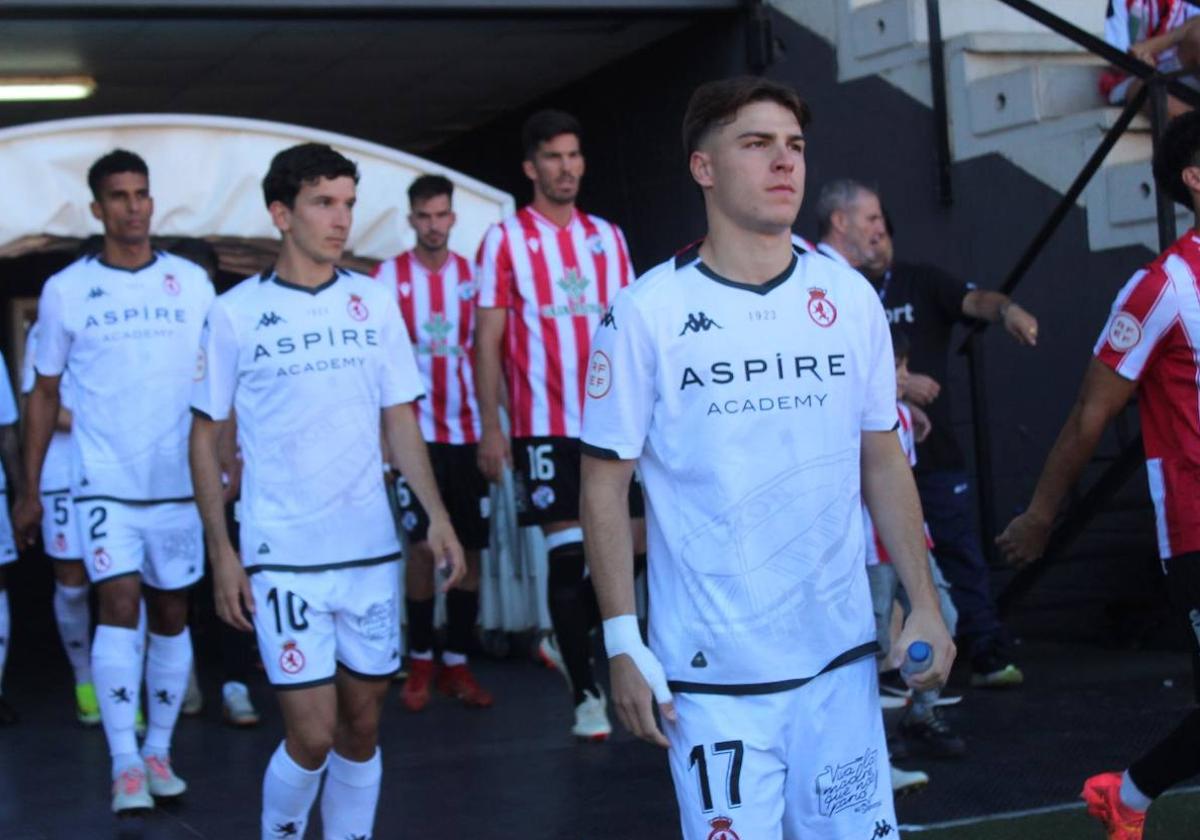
[1094,231,1200,560]
[476,206,633,439]
[374,250,480,444]
[864,403,934,566]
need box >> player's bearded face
[526,133,585,205]
[91,172,153,246]
[279,176,356,264]
[409,194,455,252]
[701,101,805,234]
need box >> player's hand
[427,514,466,592]
[903,373,941,405]
[1130,42,1157,66]
[477,424,511,484]
[604,615,675,748]
[907,402,933,443]
[12,491,43,549]
[889,606,955,692]
[1002,303,1039,347]
[211,545,255,632]
[996,510,1053,568]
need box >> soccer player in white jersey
[475,109,639,739]
[190,143,465,840]
[19,322,99,725]
[0,353,20,725]
[14,149,213,814]
[580,76,956,840]
[375,174,494,711]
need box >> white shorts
[0,494,15,567]
[75,499,204,589]
[42,490,83,561]
[666,657,896,840]
[250,561,401,690]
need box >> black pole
[1149,78,1178,251]
[926,0,953,205]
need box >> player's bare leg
[267,683,338,839]
[323,671,390,838]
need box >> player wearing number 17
[580,77,956,840]
[189,144,465,840]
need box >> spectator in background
[817,179,1038,688]
[1102,0,1200,119]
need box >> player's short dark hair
[262,143,359,209]
[521,109,582,160]
[682,76,810,158]
[408,174,454,207]
[890,325,910,363]
[87,149,149,200]
[169,237,219,279]
[1154,110,1200,209]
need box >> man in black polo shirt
[817,179,1039,687]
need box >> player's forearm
[188,414,235,559]
[862,437,939,613]
[0,425,21,499]
[383,404,450,523]
[1023,401,1109,526]
[581,456,638,618]
[21,382,59,498]
[474,345,504,432]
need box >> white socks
[0,590,9,692]
[442,651,467,667]
[262,742,324,840]
[53,582,92,684]
[92,624,143,774]
[320,749,383,840]
[142,628,192,757]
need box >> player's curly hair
[262,142,359,209]
[87,149,149,200]
[1153,110,1200,210]
[682,76,810,158]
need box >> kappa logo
[600,307,617,330]
[257,543,271,555]
[87,287,107,299]
[256,311,287,330]
[680,312,722,336]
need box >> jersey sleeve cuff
[580,440,639,461]
[861,416,901,433]
[190,406,226,422]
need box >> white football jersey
[582,243,897,691]
[191,268,423,573]
[34,252,214,502]
[21,322,74,492]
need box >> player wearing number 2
[581,77,955,839]
[190,143,464,840]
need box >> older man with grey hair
[815,178,886,267]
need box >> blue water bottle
[900,641,933,680]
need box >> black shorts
[395,443,491,552]
[512,435,644,527]
[1165,552,1200,703]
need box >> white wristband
[603,614,673,705]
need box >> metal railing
[922,0,1200,609]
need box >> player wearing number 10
[189,143,465,840]
[580,77,956,839]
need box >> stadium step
[773,0,1184,253]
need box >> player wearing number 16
[580,77,956,839]
[189,143,465,840]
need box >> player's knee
[287,723,335,767]
[96,577,142,627]
[53,560,87,587]
[145,589,189,635]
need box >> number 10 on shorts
[689,740,744,812]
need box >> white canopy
[0,113,515,260]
